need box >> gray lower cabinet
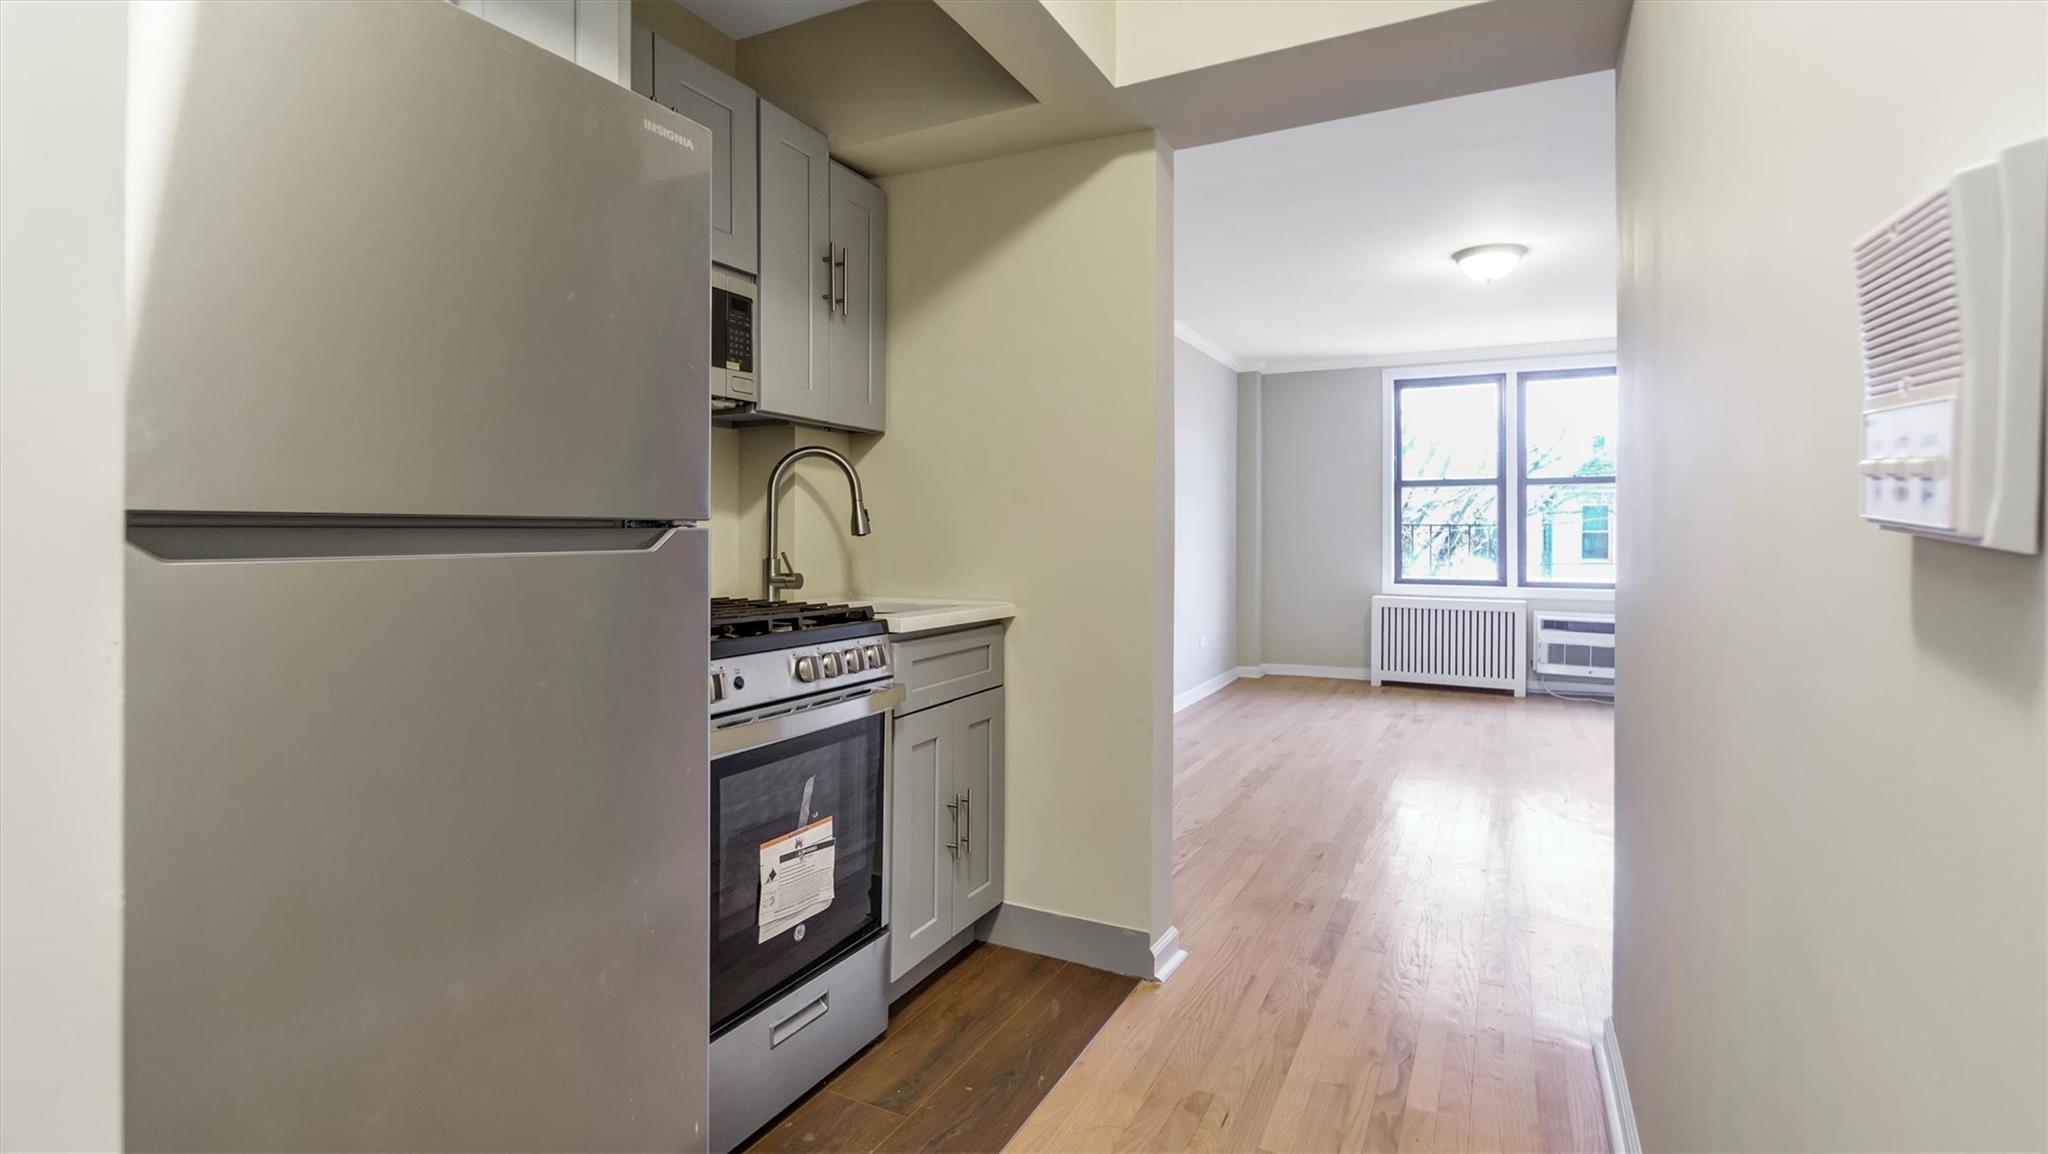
[948,688,1004,927]
[889,705,953,975]
[888,681,1005,983]
[646,34,757,274]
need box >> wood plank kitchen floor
[1008,676,1615,1154]
[740,945,1137,1154]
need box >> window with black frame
[1518,367,1617,587]
[1393,373,1507,585]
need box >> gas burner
[709,598,886,661]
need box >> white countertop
[836,596,1017,635]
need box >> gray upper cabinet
[629,23,652,99]
[757,100,831,426]
[827,163,887,433]
[650,36,757,274]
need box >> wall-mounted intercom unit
[1855,138,2045,553]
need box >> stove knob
[866,644,887,669]
[709,671,726,703]
[843,647,866,672]
[793,655,819,682]
[819,652,840,678]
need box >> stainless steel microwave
[711,267,757,406]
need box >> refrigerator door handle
[126,517,678,562]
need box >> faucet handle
[776,552,804,589]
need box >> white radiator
[1370,595,1526,696]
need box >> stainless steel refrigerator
[123,4,712,1149]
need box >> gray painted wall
[1253,361,1617,674]
[1173,338,1238,694]
[1615,2,2046,1148]
[1258,367,1383,669]
[1233,371,1263,667]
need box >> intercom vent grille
[1854,188,1963,401]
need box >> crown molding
[1172,320,1247,373]
[1253,336,1616,377]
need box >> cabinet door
[651,36,757,273]
[827,162,886,433]
[629,23,652,98]
[949,689,1004,933]
[889,704,954,982]
[757,100,831,426]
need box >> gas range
[708,598,893,719]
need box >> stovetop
[709,598,895,717]
[710,598,886,659]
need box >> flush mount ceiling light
[1452,243,1529,282]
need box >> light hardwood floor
[1008,676,1615,1154]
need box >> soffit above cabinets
[674,0,865,40]
[646,0,1628,178]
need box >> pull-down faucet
[763,445,871,601]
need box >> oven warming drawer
[708,930,889,1153]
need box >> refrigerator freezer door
[127,1,711,522]
[125,527,709,1152]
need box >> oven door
[709,686,901,1035]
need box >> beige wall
[0,2,126,1147]
[844,131,1175,940]
[707,424,863,600]
[1615,3,2047,1149]
[1173,337,1238,695]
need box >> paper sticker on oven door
[759,817,835,943]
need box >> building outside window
[1388,360,1616,592]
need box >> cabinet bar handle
[945,797,959,854]
[959,789,971,857]
[821,245,847,316]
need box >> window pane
[1399,485,1500,581]
[1524,483,1616,585]
[1523,373,1617,479]
[1399,380,1500,480]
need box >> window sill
[1385,582,1614,604]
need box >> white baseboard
[1149,925,1187,984]
[1259,663,1368,680]
[1234,665,1264,679]
[1172,668,1240,713]
[1594,1017,1642,1154]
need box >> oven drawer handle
[712,684,906,757]
[769,994,829,1049]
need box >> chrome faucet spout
[763,446,871,602]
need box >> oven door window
[710,712,884,1033]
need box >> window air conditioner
[1531,611,1614,681]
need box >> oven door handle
[711,685,906,758]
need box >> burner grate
[710,597,876,640]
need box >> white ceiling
[674,0,866,40]
[1174,71,1617,372]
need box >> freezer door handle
[126,516,678,562]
